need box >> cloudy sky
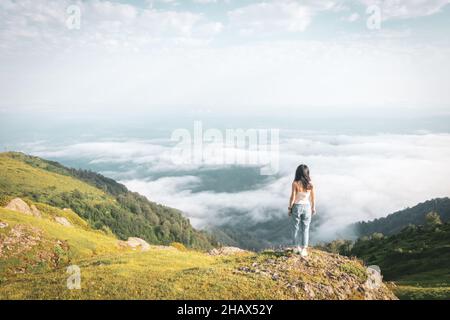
[1,0,450,243]
[1,0,450,113]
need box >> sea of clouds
[26,131,450,242]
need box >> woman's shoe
[301,248,308,257]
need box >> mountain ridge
[0,152,216,250]
[352,197,450,237]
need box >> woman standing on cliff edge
[288,164,316,257]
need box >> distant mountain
[211,215,292,251]
[211,209,328,251]
[352,198,450,237]
[0,152,216,250]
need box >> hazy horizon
[2,111,450,243]
[1,0,450,244]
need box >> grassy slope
[0,207,119,261]
[0,152,214,249]
[0,207,302,300]
[0,205,395,300]
[0,153,109,204]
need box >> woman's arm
[288,182,297,215]
[310,185,316,215]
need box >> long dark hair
[294,164,312,190]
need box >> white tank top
[295,190,311,204]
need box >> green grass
[391,269,450,300]
[0,249,284,300]
[393,285,450,300]
[0,204,396,300]
[0,154,109,205]
[339,262,368,282]
[0,208,120,260]
[0,207,285,300]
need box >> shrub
[171,242,187,251]
[0,194,12,207]
[371,233,385,240]
[426,212,442,227]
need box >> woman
[288,164,316,257]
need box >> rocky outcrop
[4,198,41,218]
[0,223,70,275]
[118,237,151,252]
[209,246,250,256]
[235,248,397,300]
[0,225,42,259]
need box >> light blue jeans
[291,203,312,248]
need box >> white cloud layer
[29,132,450,241]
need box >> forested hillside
[0,152,216,250]
[353,198,450,237]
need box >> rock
[302,283,316,299]
[364,265,383,290]
[238,266,250,272]
[4,198,41,217]
[233,247,397,300]
[120,237,151,252]
[208,246,250,256]
[0,221,8,229]
[4,198,30,213]
[322,285,334,296]
[30,205,42,217]
[288,284,299,294]
[54,217,72,227]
